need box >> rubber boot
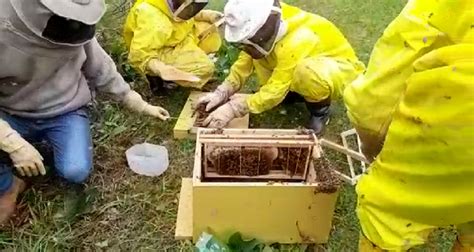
[146,75,177,96]
[0,176,26,225]
[306,99,331,135]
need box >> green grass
[0,0,457,251]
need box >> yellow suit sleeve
[343,0,443,141]
[127,3,173,74]
[225,51,254,91]
[247,29,317,114]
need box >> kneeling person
[198,0,364,134]
[124,0,223,95]
[0,0,169,223]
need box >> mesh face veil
[9,0,98,46]
[168,0,208,21]
[42,15,96,45]
[237,4,285,59]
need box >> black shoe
[146,76,178,96]
[306,99,331,135]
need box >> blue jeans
[0,109,93,195]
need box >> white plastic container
[125,143,169,177]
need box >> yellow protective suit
[343,0,474,250]
[123,0,221,88]
[225,3,365,114]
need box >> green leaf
[227,233,263,252]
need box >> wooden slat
[302,146,312,180]
[193,132,203,183]
[199,134,314,140]
[199,138,316,147]
[175,178,193,240]
[199,128,312,136]
[204,171,305,181]
[320,139,369,164]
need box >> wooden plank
[204,171,305,181]
[198,128,312,136]
[199,138,316,146]
[199,134,314,140]
[193,132,203,184]
[175,178,193,240]
[173,92,250,139]
[302,146,313,180]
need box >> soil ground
[0,0,457,251]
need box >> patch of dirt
[272,147,310,176]
[313,157,341,194]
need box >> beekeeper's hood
[224,0,287,59]
[9,0,105,46]
[167,0,209,21]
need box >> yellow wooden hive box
[175,129,339,244]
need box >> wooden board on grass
[175,178,193,240]
[173,91,250,139]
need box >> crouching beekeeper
[343,0,474,250]
[124,0,223,95]
[0,0,170,224]
[197,0,365,134]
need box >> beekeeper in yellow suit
[343,0,474,250]
[124,0,222,95]
[196,0,364,134]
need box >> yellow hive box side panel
[192,185,338,244]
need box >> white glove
[0,120,45,177]
[147,59,200,83]
[196,82,237,112]
[203,96,248,128]
[123,91,170,121]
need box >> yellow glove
[147,59,200,83]
[123,91,170,121]
[0,120,45,177]
[203,96,248,128]
[194,10,224,23]
[195,82,236,112]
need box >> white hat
[39,0,106,25]
[224,0,275,43]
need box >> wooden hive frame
[198,129,318,182]
[173,91,250,139]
